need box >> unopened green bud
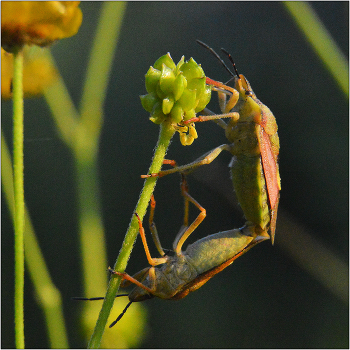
[170,103,184,123]
[140,93,157,112]
[178,89,196,112]
[173,74,187,101]
[162,95,175,115]
[156,83,166,100]
[187,76,206,95]
[145,67,161,94]
[195,85,211,112]
[154,53,176,71]
[149,102,166,124]
[183,108,196,121]
[159,64,176,94]
[181,58,205,80]
[175,56,185,74]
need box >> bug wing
[258,126,280,244]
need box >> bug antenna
[109,301,133,328]
[71,294,129,301]
[220,48,240,79]
[72,296,105,301]
[196,40,235,78]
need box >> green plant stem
[76,1,127,299]
[45,2,127,302]
[12,48,25,349]
[74,143,108,296]
[88,121,175,349]
[44,3,131,344]
[1,130,69,349]
[283,1,349,97]
[80,1,127,129]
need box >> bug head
[219,47,256,99]
[238,75,256,99]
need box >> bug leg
[206,77,240,112]
[141,144,231,178]
[200,108,228,130]
[108,267,155,294]
[182,110,240,125]
[148,195,168,257]
[119,267,150,288]
[173,174,206,254]
[134,213,167,266]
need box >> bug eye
[245,90,253,96]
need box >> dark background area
[2,2,348,348]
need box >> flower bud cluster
[140,53,211,145]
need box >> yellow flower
[1,47,58,99]
[1,1,82,52]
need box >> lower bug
[74,174,267,327]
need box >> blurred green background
[2,2,348,348]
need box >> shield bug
[74,174,266,327]
[143,41,280,244]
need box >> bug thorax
[161,253,197,282]
[129,253,198,301]
[225,118,260,156]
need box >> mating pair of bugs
[75,40,281,328]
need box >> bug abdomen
[184,227,254,275]
[229,154,270,231]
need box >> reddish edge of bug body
[258,128,279,243]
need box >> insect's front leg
[206,77,240,113]
[141,144,231,178]
[182,110,239,126]
[201,107,228,130]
